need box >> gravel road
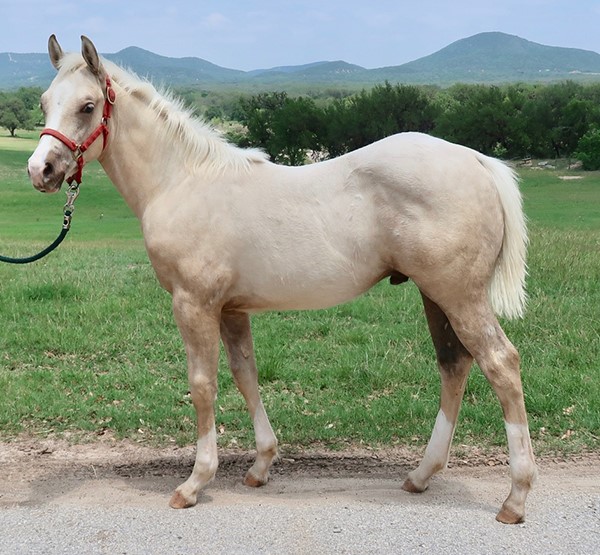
[1,440,598,554]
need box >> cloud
[202,12,230,30]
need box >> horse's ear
[48,34,64,70]
[81,35,104,76]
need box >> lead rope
[0,182,80,264]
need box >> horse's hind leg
[444,299,537,524]
[220,312,278,487]
[403,293,473,494]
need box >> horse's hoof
[169,490,196,509]
[496,505,524,524]
[244,471,268,488]
[402,477,426,494]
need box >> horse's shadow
[8,452,500,518]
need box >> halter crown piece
[40,76,116,185]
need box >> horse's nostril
[43,162,54,178]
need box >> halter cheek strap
[40,76,116,185]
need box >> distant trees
[4,80,600,168]
[575,125,600,170]
[321,82,438,157]
[232,83,438,163]
[234,92,324,165]
[520,81,600,158]
[231,80,600,166]
[435,84,519,156]
[0,87,42,136]
[0,94,30,137]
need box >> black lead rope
[0,183,80,265]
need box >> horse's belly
[267,281,370,311]
[227,259,386,313]
[233,283,371,313]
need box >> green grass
[0,133,598,457]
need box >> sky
[2,0,600,71]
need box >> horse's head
[28,35,114,193]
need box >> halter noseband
[40,76,116,185]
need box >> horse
[27,35,537,524]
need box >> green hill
[375,32,600,84]
[2,32,600,89]
[107,47,245,84]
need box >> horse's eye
[82,103,95,114]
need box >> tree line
[228,81,600,169]
[3,81,600,169]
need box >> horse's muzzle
[28,151,67,193]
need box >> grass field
[0,131,598,456]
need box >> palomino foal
[27,36,537,523]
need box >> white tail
[477,154,528,319]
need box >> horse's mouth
[35,180,64,194]
[29,169,65,194]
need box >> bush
[575,125,600,170]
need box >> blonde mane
[58,52,268,175]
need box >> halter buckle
[73,146,83,160]
[106,86,116,105]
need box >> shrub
[575,125,600,170]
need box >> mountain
[2,32,600,89]
[105,46,245,84]
[370,32,600,84]
[0,52,56,88]
[0,47,247,89]
[248,61,366,81]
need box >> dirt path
[1,440,599,554]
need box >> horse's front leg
[169,291,221,509]
[220,311,278,486]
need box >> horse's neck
[98,93,182,220]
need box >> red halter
[40,76,116,185]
